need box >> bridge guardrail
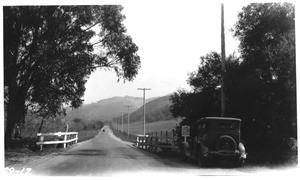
[36,132,78,151]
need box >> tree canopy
[170,3,296,150]
[170,52,239,123]
[233,2,296,147]
[4,6,140,143]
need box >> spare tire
[216,135,237,151]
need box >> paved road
[31,126,297,176]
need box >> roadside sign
[181,125,190,137]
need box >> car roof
[193,117,241,125]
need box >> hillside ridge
[64,96,161,123]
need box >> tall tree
[170,3,295,150]
[4,6,140,145]
[170,52,240,125]
[233,3,296,145]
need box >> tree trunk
[5,112,17,147]
[5,87,26,148]
[37,118,45,134]
[4,15,27,148]
[35,118,45,142]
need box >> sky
[1,0,292,105]
[83,0,246,104]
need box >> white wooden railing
[136,135,149,149]
[36,132,78,151]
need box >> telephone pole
[138,88,151,136]
[221,3,226,117]
[117,118,119,131]
[121,112,124,132]
[125,105,132,136]
[116,118,118,131]
[113,118,115,130]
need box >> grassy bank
[112,119,180,135]
[78,129,101,142]
[111,128,137,143]
[110,119,180,144]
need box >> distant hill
[120,95,173,123]
[64,96,145,123]
[12,95,172,139]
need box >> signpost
[181,125,190,143]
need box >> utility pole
[221,3,226,117]
[117,118,119,131]
[114,119,116,130]
[121,112,124,132]
[116,118,118,131]
[137,88,151,136]
[125,105,132,136]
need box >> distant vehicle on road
[180,117,247,167]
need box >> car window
[218,122,235,129]
[197,123,206,130]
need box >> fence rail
[110,124,179,152]
[136,129,178,152]
[36,132,78,151]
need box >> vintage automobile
[180,117,247,167]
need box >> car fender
[238,142,247,159]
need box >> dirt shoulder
[5,130,101,170]
[5,147,65,171]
